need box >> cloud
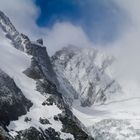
[44,22,93,55]
[0,0,41,39]
[35,0,126,44]
[1,0,140,93]
[0,0,127,56]
[0,0,49,54]
[104,0,140,87]
[0,0,94,55]
[36,0,127,55]
[1,0,139,85]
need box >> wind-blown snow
[0,28,74,139]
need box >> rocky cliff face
[0,10,93,140]
[52,46,121,106]
[0,69,32,129]
[26,42,58,85]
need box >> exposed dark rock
[41,94,65,111]
[39,117,51,125]
[0,11,32,53]
[15,127,45,140]
[0,69,32,127]
[0,10,95,140]
[36,78,93,140]
[42,98,53,106]
[15,127,63,140]
[0,126,13,140]
[58,112,93,140]
[36,39,43,45]
[23,58,43,80]
[24,117,32,123]
[29,43,58,85]
[43,127,62,140]
[54,115,59,121]
[36,78,67,110]
[20,33,32,54]
[41,94,65,110]
[36,79,58,95]
[81,99,93,107]
[0,11,17,38]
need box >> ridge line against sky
[0,0,128,48]
[1,0,140,88]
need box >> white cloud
[104,0,140,84]
[0,0,94,55]
[0,0,41,39]
[44,22,93,55]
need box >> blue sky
[0,0,129,54]
[35,0,127,44]
[2,0,140,84]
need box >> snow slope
[52,46,121,106]
[0,28,74,139]
[73,92,140,139]
[72,62,140,139]
[52,45,140,140]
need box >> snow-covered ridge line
[0,11,17,35]
[0,10,31,53]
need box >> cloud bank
[104,0,140,86]
[44,22,93,54]
[35,0,126,44]
[0,0,126,55]
[0,0,94,54]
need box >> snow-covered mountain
[52,46,140,139]
[1,9,140,140]
[52,46,121,106]
[0,11,93,140]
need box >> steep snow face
[0,27,74,140]
[52,45,140,139]
[52,46,121,106]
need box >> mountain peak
[52,45,121,106]
[0,10,93,140]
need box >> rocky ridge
[0,10,93,140]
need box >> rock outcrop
[0,69,32,128]
[0,10,94,140]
